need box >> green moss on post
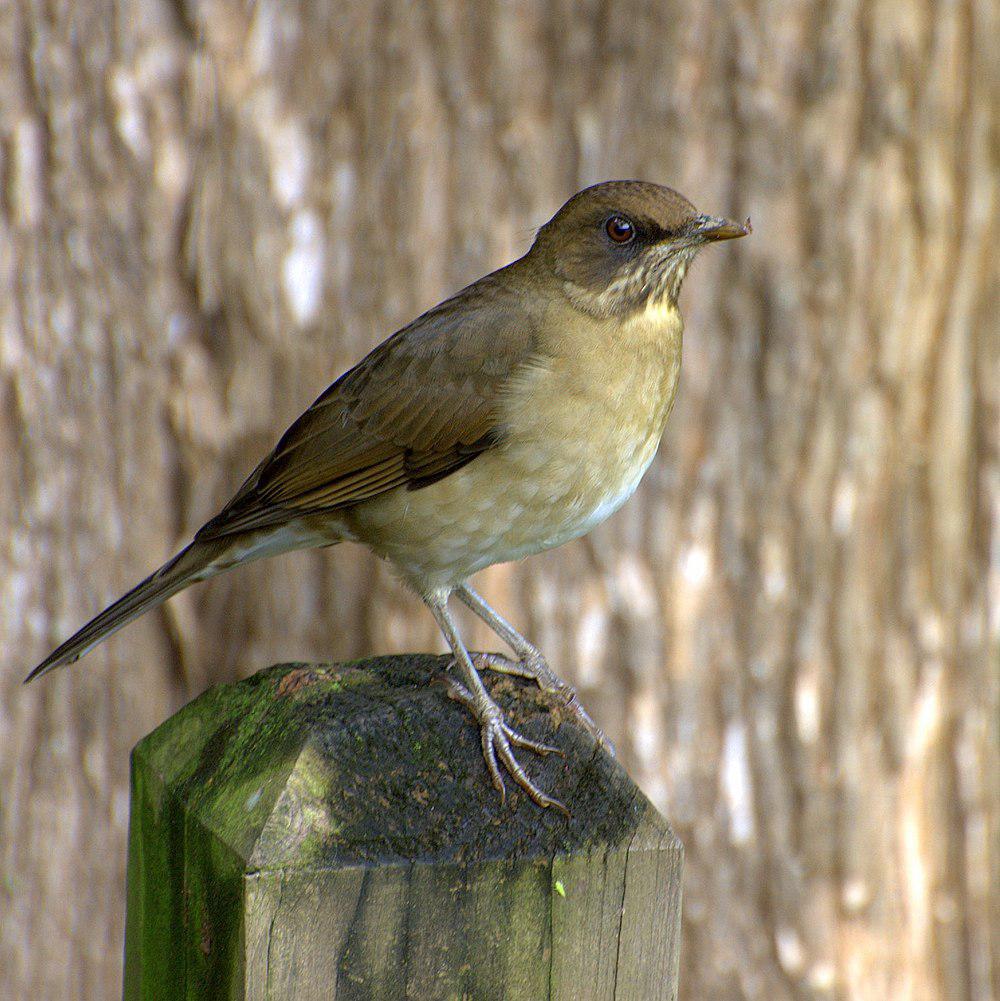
[124,656,683,1000]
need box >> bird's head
[531,180,750,318]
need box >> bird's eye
[605,215,635,243]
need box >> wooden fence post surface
[124,656,683,1000]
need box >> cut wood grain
[124,656,683,1000]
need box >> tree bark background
[1,1,996,999]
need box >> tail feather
[24,543,218,683]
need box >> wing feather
[196,265,537,541]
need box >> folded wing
[196,270,537,540]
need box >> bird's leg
[455,584,613,755]
[425,594,567,814]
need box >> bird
[26,180,749,812]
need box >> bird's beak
[693,214,752,242]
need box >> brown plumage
[197,269,534,535]
[27,181,749,812]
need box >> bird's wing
[195,270,538,540]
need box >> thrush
[27,180,749,812]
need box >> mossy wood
[124,656,683,1000]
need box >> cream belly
[344,302,684,593]
[346,429,662,590]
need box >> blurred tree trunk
[1,1,995,999]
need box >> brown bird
[27,181,749,811]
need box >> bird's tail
[24,541,224,683]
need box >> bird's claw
[472,652,615,757]
[442,675,569,815]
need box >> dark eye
[605,215,635,243]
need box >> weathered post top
[124,655,683,1000]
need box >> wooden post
[123,656,683,1000]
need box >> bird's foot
[440,675,569,815]
[472,651,615,757]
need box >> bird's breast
[499,305,683,530]
[347,303,684,590]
